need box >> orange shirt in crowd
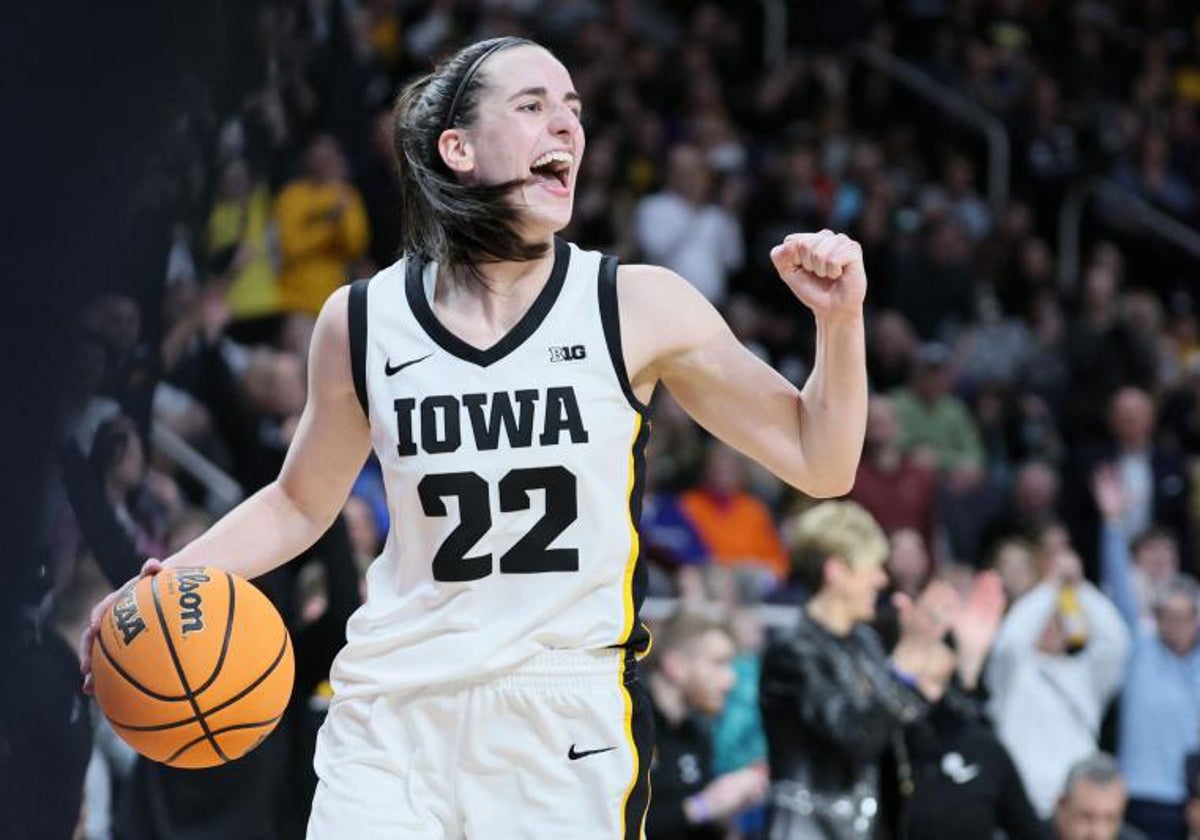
[678,489,789,580]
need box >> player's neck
[436,241,557,326]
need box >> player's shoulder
[613,263,721,336]
[614,262,706,304]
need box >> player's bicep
[660,328,808,484]
[277,288,372,524]
[624,267,808,486]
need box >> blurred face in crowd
[864,396,899,454]
[825,555,889,624]
[446,45,584,235]
[993,541,1037,602]
[305,135,349,183]
[242,350,306,418]
[217,159,251,202]
[1054,778,1128,840]
[1020,237,1053,282]
[943,156,975,196]
[913,361,953,403]
[729,606,765,653]
[1156,590,1199,656]
[887,529,930,597]
[1108,388,1155,451]
[1014,461,1059,516]
[666,144,710,205]
[702,442,747,497]
[870,311,917,365]
[1083,265,1119,316]
[1133,532,1178,583]
[926,219,971,267]
[664,629,737,717]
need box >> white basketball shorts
[307,649,653,839]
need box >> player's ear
[438,128,475,175]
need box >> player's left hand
[770,230,866,322]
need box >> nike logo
[568,744,616,761]
[385,353,432,376]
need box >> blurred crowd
[18,0,1200,838]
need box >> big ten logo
[113,588,147,645]
[549,345,587,363]
[174,568,211,635]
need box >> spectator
[1069,386,1192,577]
[986,548,1131,817]
[644,610,769,839]
[980,459,1063,559]
[679,441,789,585]
[1051,753,1148,840]
[866,310,918,392]
[924,154,992,242]
[887,218,978,340]
[205,158,281,344]
[1062,266,1158,445]
[761,501,958,839]
[1095,467,1200,839]
[892,342,985,482]
[991,537,1040,603]
[902,571,1044,839]
[275,134,370,319]
[848,394,938,553]
[633,143,743,305]
[89,415,163,559]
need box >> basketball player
[80,37,869,838]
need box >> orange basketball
[91,566,295,769]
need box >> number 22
[417,466,578,582]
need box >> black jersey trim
[619,665,654,838]
[597,255,651,417]
[404,238,570,368]
[348,278,370,417]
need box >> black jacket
[904,691,1045,839]
[646,705,724,840]
[760,614,929,839]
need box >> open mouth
[529,150,573,190]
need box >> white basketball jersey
[330,239,651,698]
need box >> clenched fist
[770,230,866,323]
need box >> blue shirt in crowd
[1102,524,1200,805]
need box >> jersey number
[418,467,578,582]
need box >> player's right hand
[79,557,165,695]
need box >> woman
[81,36,869,838]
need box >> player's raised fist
[770,230,866,322]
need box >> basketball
[91,566,295,769]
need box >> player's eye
[519,101,543,113]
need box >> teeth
[531,150,573,169]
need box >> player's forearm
[163,481,330,579]
[797,313,868,497]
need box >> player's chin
[521,195,574,232]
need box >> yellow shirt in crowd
[207,184,281,320]
[275,180,369,316]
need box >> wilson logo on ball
[175,568,211,635]
[113,589,147,645]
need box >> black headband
[442,39,522,133]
